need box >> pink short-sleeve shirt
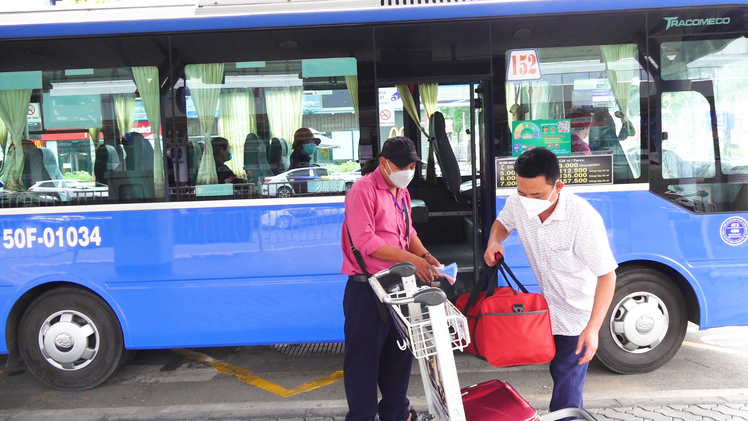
[341,168,416,276]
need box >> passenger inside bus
[212,137,247,184]
[568,113,593,155]
[290,128,320,169]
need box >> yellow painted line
[173,349,344,398]
[682,341,748,358]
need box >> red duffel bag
[455,255,555,367]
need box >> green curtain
[265,86,302,148]
[0,116,7,153]
[345,75,359,119]
[133,66,166,198]
[419,83,438,184]
[88,127,100,171]
[114,94,135,138]
[186,63,224,185]
[601,44,641,178]
[0,89,32,191]
[218,88,256,177]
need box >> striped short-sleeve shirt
[498,190,618,336]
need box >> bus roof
[0,0,744,40]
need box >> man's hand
[575,326,599,365]
[423,254,441,267]
[413,256,437,284]
[483,244,505,267]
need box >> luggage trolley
[368,262,471,421]
[369,262,599,421]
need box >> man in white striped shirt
[484,147,618,412]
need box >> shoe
[407,408,418,421]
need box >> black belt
[348,274,369,283]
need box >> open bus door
[376,82,491,299]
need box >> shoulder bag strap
[347,228,371,278]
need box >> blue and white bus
[0,0,746,391]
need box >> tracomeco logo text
[665,16,731,31]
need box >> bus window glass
[0,67,163,207]
[504,44,643,184]
[661,91,716,179]
[662,37,748,176]
[181,58,359,200]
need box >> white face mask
[518,181,559,219]
[387,161,415,189]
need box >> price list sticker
[496,154,613,188]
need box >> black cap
[381,136,420,168]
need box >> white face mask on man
[518,181,559,218]
[387,161,415,189]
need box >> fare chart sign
[496,155,613,188]
[506,49,542,82]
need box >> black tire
[18,287,125,391]
[345,182,353,191]
[277,186,293,198]
[596,266,687,374]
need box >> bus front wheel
[18,287,126,391]
[596,267,687,374]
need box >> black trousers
[343,280,413,421]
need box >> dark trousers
[343,280,413,421]
[549,335,589,411]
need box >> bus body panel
[0,0,740,40]
[0,202,347,352]
[495,190,748,330]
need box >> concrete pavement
[1,389,747,420]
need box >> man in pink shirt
[341,137,440,421]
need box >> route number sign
[506,49,542,82]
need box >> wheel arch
[616,259,701,326]
[5,280,129,368]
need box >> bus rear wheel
[18,287,125,391]
[596,267,687,374]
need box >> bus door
[376,82,489,298]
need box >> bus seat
[94,144,121,184]
[39,147,64,180]
[429,111,471,204]
[411,198,429,224]
[268,137,291,175]
[187,139,203,186]
[21,140,50,189]
[244,133,272,185]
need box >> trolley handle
[383,288,448,306]
[369,262,448,306]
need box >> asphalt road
[0,323,747,419]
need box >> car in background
[261,167,348,197]
[328,168,362,191]
[28,180,109,202]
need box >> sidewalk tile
[626,406,676,421]
[670,404,725,420]
[589,408,646,421]
[702,404,748,419]
[649,405,698,420]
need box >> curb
[2,390,748,421]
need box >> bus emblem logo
[55,333,74,349]
[720,217,748,246]
[664,16,731,31]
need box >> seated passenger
[290,128,321,169]
[211,137,247,184]
[567,112,593,155]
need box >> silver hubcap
[38,310,100,371]
[610,291,669,353]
